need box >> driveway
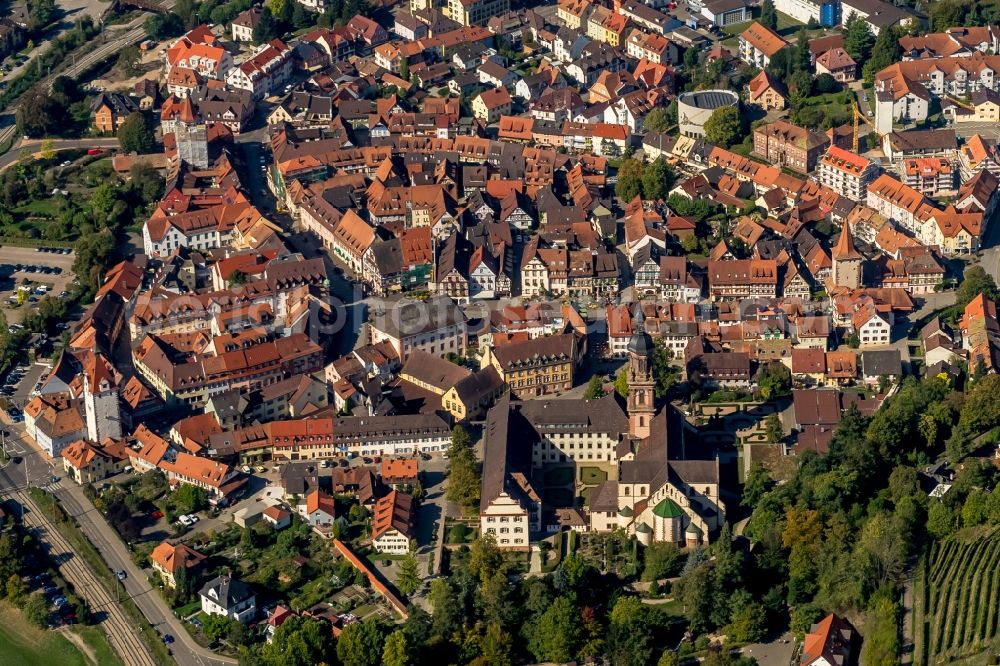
[740,632,796,666]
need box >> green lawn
[0,602,120,666]
[775,11,806,36]
[721,20,752,37]
[13,198,59,217]
[580,466,608,485]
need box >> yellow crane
[852,101,879,153]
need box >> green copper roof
[636,522,652,534]
[686,522,703,535]
[653,498,684,519]
[619,506,634,518]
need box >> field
[0,602,120,666]
[914,529,1000,665]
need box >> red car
[87,148,104,156]
[151,511,164,520]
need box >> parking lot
[0,245,76,324]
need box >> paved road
[0,136,120,171]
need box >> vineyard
[915,529,1000,665]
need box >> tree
[228,269,248,287]
[204,614,237,642]
[652,339,676,399]
[614,368,629,398]
[173,0,197,27]
[445,425,480,510]
[469,532,505,584]
[615,158,645,202]
[260,616,336,666]
[5,574,27,605]
[16,88,65,138]
[757,362,791,400]
[73,231,116,291]
[642,157,673,201]
[40,139,55,160]
[958,374,1000,441]
[793,27,811,73]
[90,181,118,218]
[382,630,409,666]
[144,12,184,40]
[703,105,744,148]
[956,265,999,309]
[481,622,514,666]
[861,592,900,666]
[291,1,311,29]
[859,512,905,588]
[927,0,966,31]
[683,46,700,71]
[742,463,773,509]
[29,0,55,28]
[659,651,681,666]
[644,107,672,133]
[863,26,901,83]
[528,597,581,662]
[583,374,604,399]
[337,619,385,666]
[844,12,874,63]
[117,45,142,77]
[23,592,48,628]
[676,561,714,633]
[642,542,682,581]
[131,162,166,203]
[117,112,156,153]
[727,600,767,643]
[395,552,420,596]
[760,0,777,30]
[765,413,783,444]
[814,73,838,94]
[254,6,278,44]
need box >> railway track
[15,488,159,666]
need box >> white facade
[200,587,256,622]
[372,527,412,554]
[480,493,531,550]
[775,0,820,24]
[819,160,879,201]
[858,313,891,346]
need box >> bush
[449,522,469,543]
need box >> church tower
[84,352,122,443]
[831,223,863,290]
[627,307,656,439]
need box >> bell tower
[627,306,656,439]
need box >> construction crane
[852,101,879,154]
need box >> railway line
[14,488,159,666]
